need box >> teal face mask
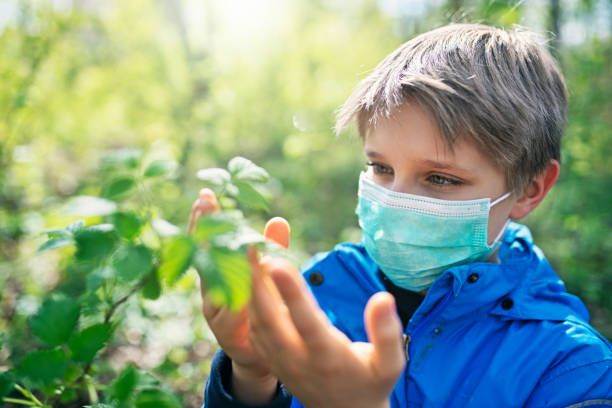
[355,172,510,292]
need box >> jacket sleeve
[525,359,612,407]
[202,348,293,408]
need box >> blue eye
[429,174,461,186]
[366,162,393,175]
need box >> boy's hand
[247,250,406,408]
[188,188,290,405]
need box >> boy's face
[363,102,516,254]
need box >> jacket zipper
[404,290,453,361]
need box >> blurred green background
[1,0,610,406]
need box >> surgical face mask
[355,172,511,292]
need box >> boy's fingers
[364,292,405,381]
[188,188,221,235]
[269,265,331,351]
[263,217,290,249]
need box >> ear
[510,159,560,219]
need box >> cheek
[487,204,512,244]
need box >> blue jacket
[204,223,612,407]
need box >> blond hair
[335,24,568,192]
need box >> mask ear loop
[490,191,512,207]
[488,192,512,245]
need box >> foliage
[1,151,274,406]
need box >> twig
[104,274,152,324]
[65,273,153,405]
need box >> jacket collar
[406,222,589,328]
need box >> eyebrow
[416,159,472,173]
[365,150,473,174]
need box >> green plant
[1,151,277,407]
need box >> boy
[193,24,612,407]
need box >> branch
[104,274,152,324]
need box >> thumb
[364,292,405,381]
[263,217,290,249]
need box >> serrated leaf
[69,323,113,362]
[111,211,143,240]
[66,219,85,234]
[195,246,251,310]
[212,225,266,250]
[194,213,237,242]
[141,270,162,300]
[151,218,180,238]
[103,177,136,200]
[159,236,195,286]
[38,236,74,252]
[227,156,269,182]
[101,148,143,170]
[232,181,269,211]
[133,388,181,408]
[143,160,177,178]
[29,294,80,346]
[86,266,114,291]
[64,196,117,217]
[112,245,153,283]
[225,182,239,196]
[196,168,231,186]
[108,364,138,403]
[44,228,70,238]
[78,291,104,317]
[74,226,118,262]
[18,349,68,388]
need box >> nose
[389,176,413,194]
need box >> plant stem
[68,274,153,401]
[104,274,151,324]
[2,397,39,406]
[85,375,98,403]
[15,384,43,406]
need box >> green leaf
[74,225,118,262]
[59,387,77,403]
[101,148,143,170]
[0,370,15,401]
[111,211,143,241]
[232,181,269,211]
[196,168,231,187]
[159,236,195,286]
[133,388,181,408]
[85,403,116,408]
[38,236,74,252]
[78,291,104,317]
[195,246,251,310]
[194,213,238,242]
[112,245,154,283]
[228,156,269,183]
[66,219,85,234]
[143,160,177,178]
[151,218,180,238]
[29,294,80,347]
[141,270,162,300]
[86,266,114,291]
[69,323,113,362]
[108,364,138,403]
[64,196,117,217]
[103,177,136,200]
[18,349,68,388]
[212,225,266,250]
[44,228,70,238]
